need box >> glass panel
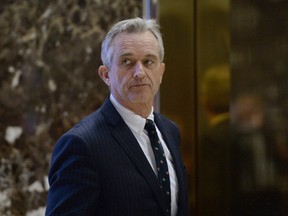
[198,0,288,215]
[230,0,288,214]
[196,1,231,215]
[160,0,288,214]
[159,0,197,213]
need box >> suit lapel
[100,98,169,215]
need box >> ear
[98,65,110,86]
[159,63,165,84]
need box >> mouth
[130,83,149,88]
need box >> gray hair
[101,17,164,68]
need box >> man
[198,64,231,215]
[46,17,188,216]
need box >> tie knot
[145,119,156,133]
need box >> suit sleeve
[45,134,100,215]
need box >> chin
[127,91,154,102]
[128,96,149,104]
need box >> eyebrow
[118,52,158,59]
[119,52,133,58]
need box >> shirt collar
[110,94,154,134]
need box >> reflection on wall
[231,0,288,214]
[0,1,141,215]
[198,64,231,215]
[197,0,230,74]
[196,1,231,215]
[159,0,196,211]
[197,0,288,215]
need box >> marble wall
[0,0,142,215]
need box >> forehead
[112,31,160,57]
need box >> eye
[144,59,153,66]
[122,59,131,66]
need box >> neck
[110,94,154,118]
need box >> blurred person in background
[230,93,284,215]
[198,64,232,216]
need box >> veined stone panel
[0,0,142,215]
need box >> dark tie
[145,119,171,214]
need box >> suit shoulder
[61,110,107,142]
[154,112,179,129]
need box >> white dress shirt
[110,94,179,216]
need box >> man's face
[106,31,165,108]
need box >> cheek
[159,75,163,84]
[109,71,120,84]
[152,74,163,85]
[111,74,128,90]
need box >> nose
[134,62,145,79]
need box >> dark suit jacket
[46,98,188,216]
[198,117,232,216]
